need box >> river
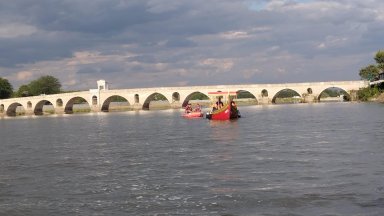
[1,103,384,216]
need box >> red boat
[182,111,204,118]
[206,91,241,120]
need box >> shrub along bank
[357,83,384,102]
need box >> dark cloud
[0,32,81,67]
[0,0,383,89]
[165,38,196,48]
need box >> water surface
[1,103,384,215]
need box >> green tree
[378,63,384,73]
[374,50,384,64]
[28,75,61,96]
[359,50,384,80]
[0,77,13,99]
[375,50,384,74]
[15,84,31,97]
[357,86,381,101]
[359,64,380,81]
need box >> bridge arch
[237,90,258,105]
[7,102,25,116]
[34,100,54,115]
[272,88,302,104]
[142,92,171,110]
[318,87,350,102]
[182,91,209,107]
[65,97,91,114]
[101,95,130,112]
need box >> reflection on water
[209,120,240,142]
[1,103,384,215]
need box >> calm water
[1,103,384,216]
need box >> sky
[0,0,383,91]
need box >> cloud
[16,71,33,81]
[146,0,182,13]
[316,36,348,50]
[0,0,382,90]
[220,31,250,40]
[165,38,196,48]
[200,58,234,71]
[0,23,38,38]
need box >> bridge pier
[55,107,65,115]
[258,97,270,105]
[25,108,34,116]
[91,105,100,113]
[131,103,143,110]
[303,94,317,103]
[0,105,4,117]
[171,101,182,109]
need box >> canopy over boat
[207,91,238,96]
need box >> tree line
[0,75,61,99]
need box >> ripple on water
[1,104,384,215]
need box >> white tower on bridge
[97,80,109,91]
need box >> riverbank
[365,92,384,103]
[375,93,384,102]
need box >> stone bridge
[0,80,368,117]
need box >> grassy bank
[357,84,384,102]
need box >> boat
[206,91,241,120]
[182,103,203,118]
[182,111,204,118]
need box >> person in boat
[216,97,224,109]
[230,100,236,108]
[185,103,193,113]
[193,103,201,112]
[211,103,218,112]
[230,100,239,118]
